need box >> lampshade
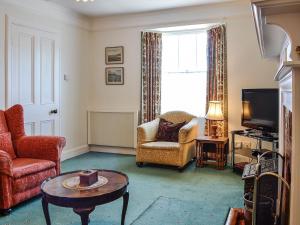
[205,101,224,121]
[242,101,252,120]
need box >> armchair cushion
[12,158,55,178]
[0,132,16,159]
[12,168,56,194]
[156,118,186,142]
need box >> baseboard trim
[89,145,136,155]
[61,145,89,161]
[61,145,136,161]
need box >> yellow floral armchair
[136,111,199,171]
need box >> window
[161,31,207,117]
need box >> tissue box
[79,170,98,186]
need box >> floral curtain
[205,25,228,137]
[141,32,162,123]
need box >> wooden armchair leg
[178,157,196,172]
[0,208,12,216]
[136,162,144,167]
[178,167,184,172]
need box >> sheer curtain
[205,25,228,137]
[141,32,162,123]
[161,32,207,117]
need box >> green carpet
[132,196,230,225]
[0,152,243,225]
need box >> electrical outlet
[243,142,251,149]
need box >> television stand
[231,130,278,173]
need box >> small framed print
[105,46,124,65]
[105,67,124,85]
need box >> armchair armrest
[137,118,160,145]
[179,118,199,144]
[15,136,66,163]
[0,150,13,177]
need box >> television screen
[242,89,279,133]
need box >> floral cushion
[156,118,186,142]
[0,132,16,159]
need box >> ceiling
[47,0,235,17]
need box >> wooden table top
[195,136,229,143]
[41,170,129,199]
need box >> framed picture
[105,67,124,85]
[105,46,124,64]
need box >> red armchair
[0,105,66,214]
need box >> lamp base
[210,124,218,139]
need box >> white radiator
[88,110,138,148]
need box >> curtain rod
[143,22,226,34]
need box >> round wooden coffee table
[41,170,129,225]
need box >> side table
[195,136,229,170]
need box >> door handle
[50,109,58,114]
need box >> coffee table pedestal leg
[42,197,51,225]
[121,191,129,225]
[73,207,95,225]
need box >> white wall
[226,16,278,132]
[0,0,91,158]
[89,1,278,135]
[0,0,279,159]
[60,25,90,155]
[89,28,141,112]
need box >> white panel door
[9,23,60,136]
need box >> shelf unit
[231,130,278,172]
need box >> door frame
[5,15,61,135]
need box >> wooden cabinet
[251,1,300,224]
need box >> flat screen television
[242,89,279,133]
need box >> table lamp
[205,101,224,138]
